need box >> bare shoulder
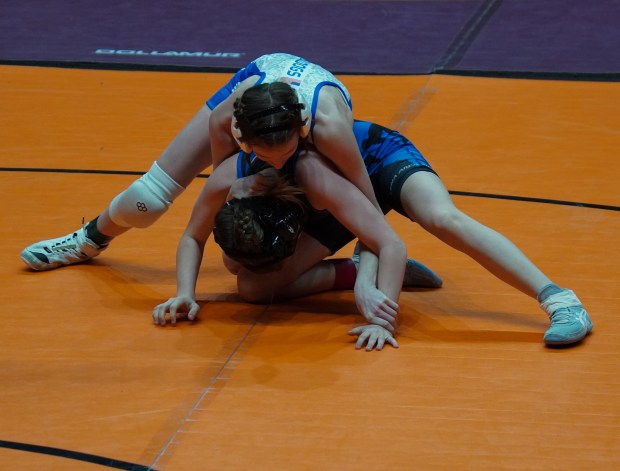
[314,86,353,126]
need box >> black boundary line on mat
[3,167,619,212]
[436,69,620,82]
[0,59,239,74]
[448,191,619,212]
[1,58,619,82]
[0,58,416,76]
[0,440,156,471]
[434,0,504,72]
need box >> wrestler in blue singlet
[235,120,437,253]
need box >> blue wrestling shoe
[541,289,593,345]
[351,242,442,289]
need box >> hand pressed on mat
[153,296,200,325]
[348,324,399,351]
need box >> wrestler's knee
[222,254,242,275]
[418,206,467,237]
[237,274,275,304]
[109,162,184,228]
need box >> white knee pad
[109,162,185,228]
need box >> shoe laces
[50,232,80,252]
[549,307,578,325]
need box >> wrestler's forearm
[354,247,378,291]
[377,243,407,302]
[175,235,204,298]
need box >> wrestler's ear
[230,115,253,153]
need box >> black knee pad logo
[136,202,148,212]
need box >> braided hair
[233,82,307,148]
[213,177,306,272]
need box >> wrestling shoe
[351,242,442,289]
[20,227,106,271]
[403,258,443,289]
[541,289,593,345]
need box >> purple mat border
[453,0,620,74]
[0,0,619,77]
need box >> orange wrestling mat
[1,65,619,470]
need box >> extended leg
[399,172,592,345]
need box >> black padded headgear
[213,196,306,272]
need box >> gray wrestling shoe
[351,242,442,289]
[403,258,443,289]
[20,227,106,271]
[541,289,593,345]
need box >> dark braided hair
[233,82,306,148]
[213,176,306,272]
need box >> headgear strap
[234,103,307,141]
[246,103,305,121]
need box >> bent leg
[21,105,214,270]
[97,104,214,236]
[236,234,335,303]
[400,172,551,299]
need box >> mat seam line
[149,305,269,469]
[434,0,504,72]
